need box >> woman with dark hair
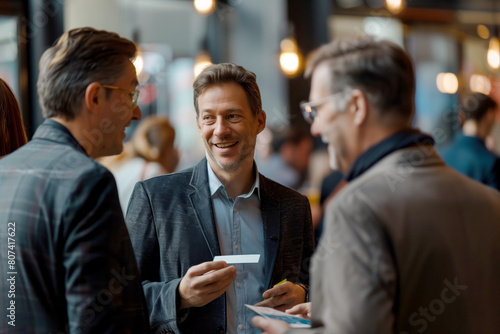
[0,78,27,158]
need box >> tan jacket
[290,146,500,334]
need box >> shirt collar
[207,160,261,200]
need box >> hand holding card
[246,304,311,328]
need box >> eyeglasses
[300,91,347,124]
[102,85,140,109]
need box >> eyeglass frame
[102,85,140,109]
[300,90,350,124]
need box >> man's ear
[84,82,103,114]
[256,110,267,134]
[350,89,368,126]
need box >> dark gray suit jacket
[0,120,150,334]
[126,158,314,333]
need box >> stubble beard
[324,135,346,173]
[207,141,255,172]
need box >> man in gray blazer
[253,37,500,333]
[0,27,149,333]
[126,63,314,333]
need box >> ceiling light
[279,37,302,77]
[194,0,216,15]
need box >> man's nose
[132,105,142,121]
[214,118,231,137]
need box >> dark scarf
[345,128,435,181]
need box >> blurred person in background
[0,27,150,333]
[441,92,500,190]
[259,126,313,190]
[0,78,28,158]
[314,169,345,245]
[126,63,313,334]
[253,36,500,334]
[99,115,179,214]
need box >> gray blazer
[0,120,150,334]
[126,158,314,334]
[288,146,500,334]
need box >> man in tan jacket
[253,36,500,334]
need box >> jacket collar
[188,158,221,258]
[258,174,281,288]
[346,128,435,181]
[33,119,88,156]
[188,158,281,288]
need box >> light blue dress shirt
[207,162,266,334]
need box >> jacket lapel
[259,174,281,288]
[188,158,221,258]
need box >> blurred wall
[65,0,288,127]
[65,0,289,168]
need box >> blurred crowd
[1,27,500,334]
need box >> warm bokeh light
[279,37,302,77]
[436,72,458,94]
[385,0,405,14]
[133,53,144,75]
[487,37,500,70]
[194,0,216,15]
[470,74,492,95]
[477,25,490,40]
[193,51,213,78]
[280,52,300,75]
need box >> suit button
[215,326,224,334]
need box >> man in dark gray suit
[0,27,149,333]
[126,63,314,334]
[253,37,500,334]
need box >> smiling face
[197,82,266,176]
[96,61,142,158]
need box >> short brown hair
[306,36,415,123]
[193,63,262,117]
[38,27,137,120]
[1,78,28,157]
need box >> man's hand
[178,261,237,309]
[255,282,306,311]
[286,302,311,320]
[252,316,291,334]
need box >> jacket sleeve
[63,169,150,333]
[125,181,185,333]
[299,194,315,287]
[287,190,396,334]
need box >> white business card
[213,254,260,264]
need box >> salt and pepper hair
[38,27,137,120]
[306,36,416,124]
